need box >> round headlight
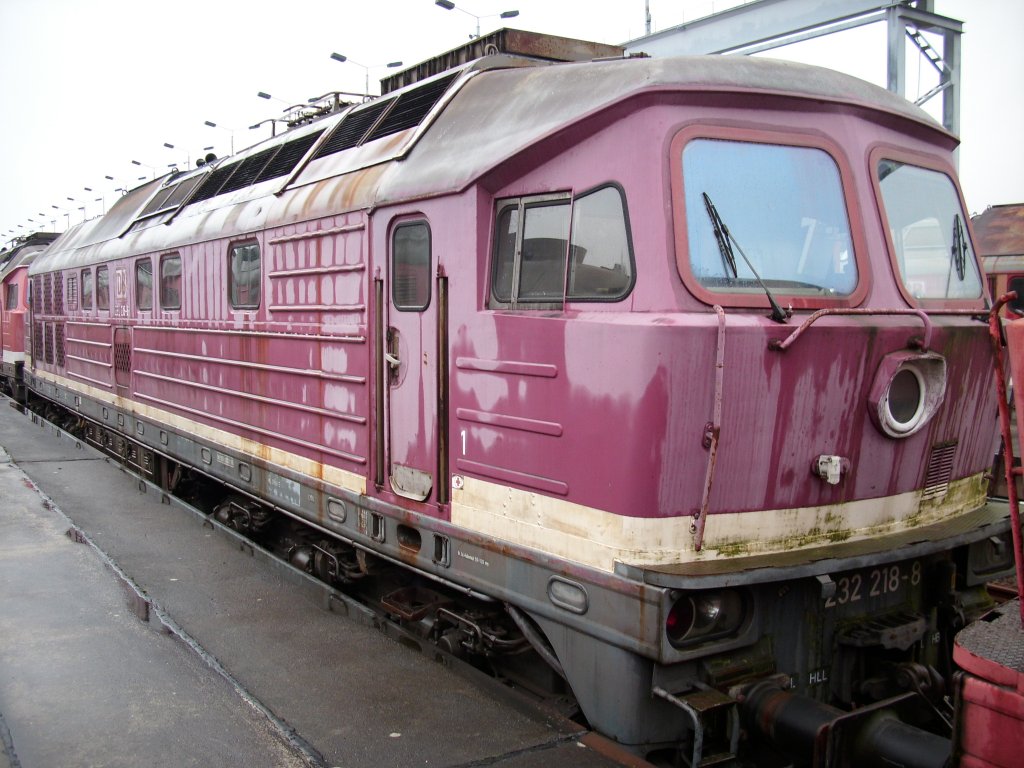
[869,352,947,439]
[885,366,926,432]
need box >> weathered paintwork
[20,47,1012,757]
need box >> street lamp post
[52,205,70,228]
[105,175,130,196]
[329,53,403,98]
[203,120,236,155]
[434,1,518,38]
[131,159,157,179]
[163,142,190,170]
[66,197,88,222]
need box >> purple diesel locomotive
[17,32,1015,765]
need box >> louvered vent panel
[32,276,42,313]
[255,129,325,183]
[114,340,131,374]
[44,324,54,364]
[32,320,43,359]
[365,73,457,142]
[43,273,52,315]
[313,99,393,159]
[188,163,239,205]
[53,272,64,315]
[217,147,279,194]
[922,441,958,501]
[55,324,65,368]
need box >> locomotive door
[384,219,441,504]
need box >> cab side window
[490,185,634,309]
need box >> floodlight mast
[434,0,519,39]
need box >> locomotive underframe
[19,368,1016,760]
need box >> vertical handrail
[373,278,386,488]
[694,306,726,552]
[436,272,450,505]
[988,293,1024,627]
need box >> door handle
[385,326,401,379]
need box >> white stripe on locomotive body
[450,473,989,573]
[32,368,367,496]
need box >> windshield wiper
[703,192,737,278]
[952,213,967,282]
[702,192,789,323]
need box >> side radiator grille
[922,441,957,501]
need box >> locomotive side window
[160,253,182,311]
[491,188,634,308]
[81,269,93,311]
[392,222,431,311]
[4,283,16,310]
[229,241,261,309]
[567,186,634,300]
[682,139,856,297]
[876,160,982,301]
[135,258,153,311]
[96,266,109,311]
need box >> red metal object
[769,307,936,352]
[957,670,1024,768]
[694,305,725,552]
[988,293,1024,626]
[952,292,1024,766]
[953,597,1024,767]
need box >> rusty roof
[972,204,1024,257]
[33,52,951,274]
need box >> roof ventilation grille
[365,72,458,142]
[313,99,393,160]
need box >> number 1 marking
[461,429,466,456]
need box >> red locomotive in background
[4,30,1018,766]
[0,232,59,401]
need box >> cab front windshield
[682,138,856,297]
[876,160,981,301]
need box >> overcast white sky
[1,0,1020,246]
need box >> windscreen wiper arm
[702,192,789,323]
[703,192,737,278]
[952,213,967,282]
